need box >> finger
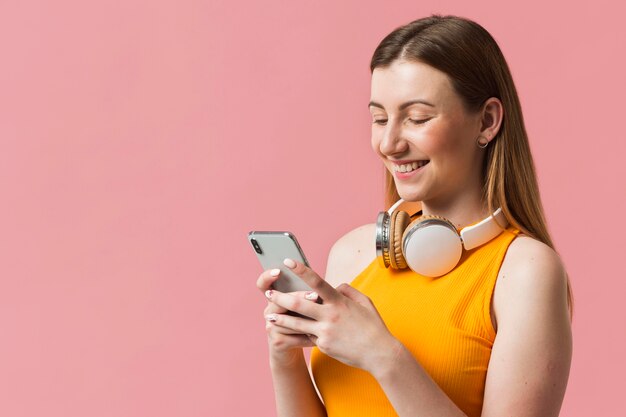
[265,312,318,335]
[264,301,288,315]
[263,290,320,317]
[289,334,316,348]
[256,268,282,292]
[266,321,310,335]
[266,327,316,349]
[265,290,323,320]
[336,283,373,306]
[282,258,341,303]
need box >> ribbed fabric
[310,224,520,417]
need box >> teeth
[394,161,428,173]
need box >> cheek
[415,124,448,156]
[424,119,470,157]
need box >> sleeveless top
[310,223,520,417]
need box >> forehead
[370,60,456,109]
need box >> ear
[479,97,504,143]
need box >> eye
[372,119,387,125]
[409,118,430,125]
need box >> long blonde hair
[371,15,573,317]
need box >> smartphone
[248,231,313,293]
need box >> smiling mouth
[393,160,430,173]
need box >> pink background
[0,0,624,415]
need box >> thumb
[336,283,372,306]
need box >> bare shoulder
[493,234,569,330]
[324,223,377,288]
[502,233,565,271]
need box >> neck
[420,190,489,230]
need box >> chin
[396,187,425,202]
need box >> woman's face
[369,60,484,206]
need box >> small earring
[476,135,489,148]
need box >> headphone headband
[387,198,405,214]
[461,207,508,250]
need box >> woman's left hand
[264,258,401,374]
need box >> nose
[377,120,408,156]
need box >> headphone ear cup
[389,210,411,269]
[402,215,462,277]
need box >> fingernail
[270,268,280,277]
[283,258,296,269]
[305,291,318,300]
[265,314,278,322]
[265,289,273,299]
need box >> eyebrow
[368,99,435,110]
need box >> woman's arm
[257,269,327,417]
[269,349,327,417]
[258,223,377,417]
[480,236,572,416]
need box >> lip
[390,159,429,165]
[393,160,429,180]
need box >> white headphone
[375,199,509,277]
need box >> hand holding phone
[249,231,322,317]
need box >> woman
[256,15,572,417]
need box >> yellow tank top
[310,224,520,417]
